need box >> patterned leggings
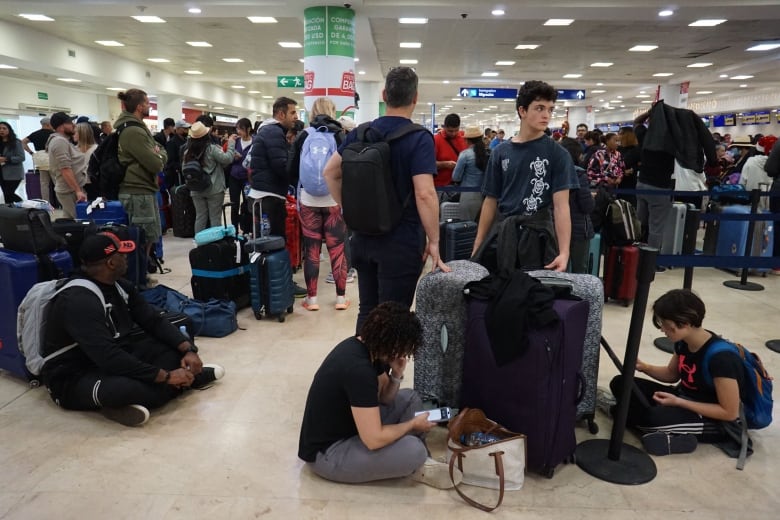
[299,204,348,297]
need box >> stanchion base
[766,340,780,353]
[575,439,657,485]
[654,337,675,354]
[723,280,764,291]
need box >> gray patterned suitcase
[439,201,461,221]
[414,260,488,407]
[527,270,603,433]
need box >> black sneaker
[293,282,307,298]
[655,266,667,273]
[191,363,226,390]
[101,404,150,427]
[642,432,697,456]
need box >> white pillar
[354,81,381,124]
[156,95,183,124]
[567,106,595,134]
[658,82,689,109]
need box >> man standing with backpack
[323,66,448,332]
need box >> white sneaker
[410,457,462,489]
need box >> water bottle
[179,325,189,339]
[260,213,271,237]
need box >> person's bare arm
[546,190,571,271]
[472,196,497,255]
[653,377,740,422]
[635,354,681,384]
[413,173,449,272]
[323,152,343,205]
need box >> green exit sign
[277,75,304,88]
[37,91,48,100]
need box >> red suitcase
[285,195,302,272]
[603,245,638,306]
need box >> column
[303,6,356,117]
[567,106,596,134]
[156,95,183,124]
[354,81,381,123]
[658,82,689,109]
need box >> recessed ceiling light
[599,99,605,102]
[400,59,418,64]
[213,107,225,110]
[293,91,304,95]
[563,73,582,78]
[629,45,658,52]
[184,70,203,75]
[639,90,646,94]
[544,19,574,26]
[731,75,754,80]
[719,74,729,78]
[609,100,622,103]
[641,100,653,104]
[231,85,245,89]
[0,64,19,69]
[354,58,360,62]
[482,72,499,77]
[636,94,651,98]
[687,62,712,68]
[658,10,674,17]
[590,62,613,67]
[194,103,208,107]
[248,70,266,75]
[358,70,366,75]
[248,90,261,94]
[442,80,450,84]
[596,82,604,86]
[515,44,539,50]
[492,9,505,16]
[132,15,166,23]
[188,8,201,14]
[696,91,713,94]
[247,16,277,23]
[399,18,428,24]
[400,42,422,48]
[689,19,726,27]
[187,41,212,47]
[739,84,748,88]
[653,72,674,77]
[147,58,170,63]
[223,58,244,63]
[747,43,780,51]
[105,87,124,91]
[57,78,81,83]
[278,42,302,48]
[299,59,305,63]
[495,61,516,66]
[591,89,606,94]
[262,95,273,99]
[95,40,124,47]
[19,14,55,21]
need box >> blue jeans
[351,227,426,334]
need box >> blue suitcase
[715,206,774,274]
[0,249,73,381]
[77,199,129,225]
[245,237,294,322]
[587,232,602,277]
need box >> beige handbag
[447,408,526,512]
[32,150,50,171]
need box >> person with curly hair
[298,302,461,488]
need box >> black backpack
[87,120,146,200]
[181,145,209,192]
[340,122,429,235]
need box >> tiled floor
[1,231,779,519]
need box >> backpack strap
[700,338,739,387]
[386,122,429,143]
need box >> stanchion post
[723,189,765,291]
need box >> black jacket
[250,120,290,196]
[642,100,717,173]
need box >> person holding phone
[298,302,462,488]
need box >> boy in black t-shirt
[610,289,745,456]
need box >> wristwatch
[184,344,199,354]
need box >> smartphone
[415,407,452,422]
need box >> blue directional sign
[459,87,518,99]
[557,89,587,100]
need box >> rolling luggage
[587,233,602,277]
[527,270,603,434]
[461,296,589,477]
[660,202,688,255]
[0,206,65,254]
[0,248,73,381]
[171,185,196,238]
[25,170,57,203]
[439,219,477,262]
[413,260,489,407]
[51,219,93,268]
[440,201,461,221]
[702,200,722,255]
[715,205,774,274]
[603,245,639,306]
[285,195,302,271]
[76,199,129,225]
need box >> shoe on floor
[596,387,616,418]
[192,364,226,390]
[326,269,357,284]
[325,272,335,284]
[641,432,697,456]
[302,296,319,311]
[410,457,462,489]
[655,266,667,273]
[293,282,307,298]
[335,296,350,310]
[101,404,150,427]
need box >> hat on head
[175,119,191,129]
[463,126,482,139]
[188,121,209,139]
[76,116,90,124]
[756,135,778,154]
[79,232,136,264]
[50,112,76,129]
[728,136,753,148]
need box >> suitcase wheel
[587,418,599,434]
[543,467,555,479]
[287,306,294,314]
[29,379,41,389]
[254,310,263,320]
[278,314,285,323]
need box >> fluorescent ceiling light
[57,78,81,83]
[495,61,516,66]
[563,73,582,78]
[354,58,360,62]
[194,103,208,107]
[231,85,245,89]
[213,107,225,110]
[400,42,422,48]
[442,80,450,84]
[247,16,277,23]
[590,62,613,67]
[358,70,366,75]
[591,89,606,93]
[739,84,748,88]
[720,74,729,78]
[262,95,273,99]
[629,45,658,52]
[658,10,674,17]
[482,72,499,77]
[106,87,124,91]
[452,98,462,101]
[544,19,574,26]
[189,8,201,14]
[689,19,726,27]
[278,42,302,48]
[187,41,212,47]
[0,64,19,69]
[609,100,622,103]
[641,100,653,104]
[223,58,244,63]
[399,18,428,24]
[19,14,54,21]
[400,59,418,64]
[747,43,780,51]
[515,44,539,50]
[636,94,651,98]
[95,40,124,47]
[492,10,505,16]
[248,70,266,75]
[653,72,674,77]
[132,15,166,23]
[147,58,170,63]
[687,62,712,68]
[696,91,713,94]
[184,70,203,75]
[731,75,754,80]
[293,91,304,95]
[248,90,260,94]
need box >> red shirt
[433,130,468,187]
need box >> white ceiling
[1,0,780,126]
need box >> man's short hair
[576,123,588,131]
[484,127,492,137]
[443,113,461,128]
[163,118,175,129]
[359,302,422,361]
[516,80,558,112]
[117,89,147,114]
[273,96,297,117]
[384,67,418,108]
[195,115,214,127]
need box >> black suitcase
[190,237,250,308]
[702,200,722,255]
[439,219,477,262]
[0,205,66,254]
[171,185,196,238]
[52,219,93,268]
[97,224,148,289]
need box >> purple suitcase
[461,297,589,477]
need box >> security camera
[461,13,468,19]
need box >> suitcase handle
[575,371,586,405]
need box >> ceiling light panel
[247,16,277,23]
[687,62,712,68]
[0,64,19,69]
[19,14,55,21]
[689,19,726,27]
[222,58,244,63]
[544,19,574,26]
[747,43,780,51]
[95,40,124,47]
[629,45,658,52]
[147,58,170,63]
[248,70,266,74]
[495,61,516,66]
[184,70,203,75]
[278,42,302,48]
[399,18,428,24]
[400,42,422,48]
[132,16,166,23]
[482,72,499,77]
[590,62,613,67]
[400,59,418,64]
[563,73,582,78]
[515,44,540,50]
[653,72,674,77]
[187,41,212,47]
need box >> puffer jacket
[115,111,167,194]
[250,119,289,196]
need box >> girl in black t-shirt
[610,289,744,456]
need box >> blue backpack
[299,126,337,197]
[702,339,773,429]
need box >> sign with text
[277,75,304,88]
[557,89,587,100]
[713,114,736,127]
[37,91,48,100]
[459,87,518,99]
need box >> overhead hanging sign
[557,89,587,100]
[458,87,518,99]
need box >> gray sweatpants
[636,181,673,251]
[309,388,428,484]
